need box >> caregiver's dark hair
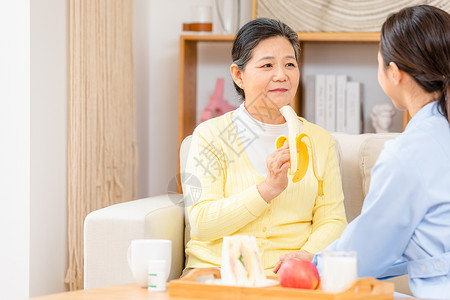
[380,4,450,123]
[231,18,299,100]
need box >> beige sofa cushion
[331,133,367,222]
[359,133,399,197]
[332,132,399,222]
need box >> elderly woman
[183,18,347,276]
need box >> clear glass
[321,251,357,293]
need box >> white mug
[127,239,171,288]
[321,251,357,293]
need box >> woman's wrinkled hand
[273,250,315,274]
[257,144,290,203]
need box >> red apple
[278,258,320,289]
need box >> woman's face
[239,36,299,110]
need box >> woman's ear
[230,63,243,88]
[388,61,402,85]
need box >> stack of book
[304,74,362,134]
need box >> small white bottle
[148,259,167,291]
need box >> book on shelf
[346,81,362,134]
[336,75,348,132]
[325,74,336,132]
[314,74,326,129]
[306,74,362,134]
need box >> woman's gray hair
[231,18,299,100]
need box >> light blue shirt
[314,101,450,299]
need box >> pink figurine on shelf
[200,78,237,122]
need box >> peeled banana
[276,105,324,196]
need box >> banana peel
[276,105,324,196]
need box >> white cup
[127,239,171,288]
[191,5,212,24]
[321,251,357,293]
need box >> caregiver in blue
[275,4,450,299]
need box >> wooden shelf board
[180,34,235,42]
[180,32,380,43]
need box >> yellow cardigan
[184,111,346,275]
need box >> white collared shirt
[231,103,289,176]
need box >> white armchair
[84,132,411,295]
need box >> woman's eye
[286,62,296,67]
[261,63,272,68]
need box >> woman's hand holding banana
[276,105,324,196]
[257,143,291,203]
[257,105,324,202]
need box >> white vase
[215,0,241,34]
